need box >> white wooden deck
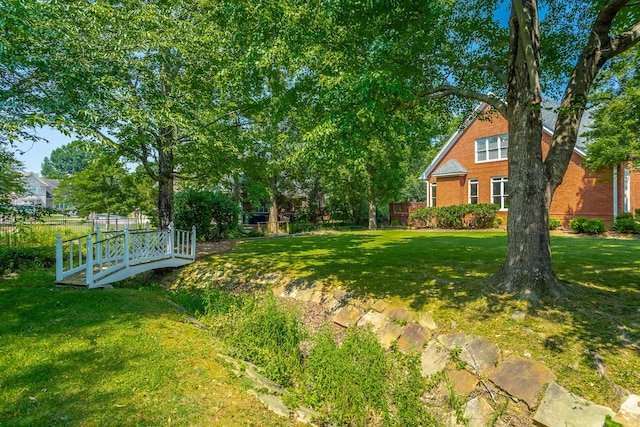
[56,223,196,288]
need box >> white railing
[56,222,196,288]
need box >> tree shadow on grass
[0,284,181,427]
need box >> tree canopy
[41,140,96,178]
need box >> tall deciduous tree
[584,49,640,171]
[0,148,25,203]
[41,140,96,178]
[292,0,639,301]
[1,1,263,228]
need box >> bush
[569,217,589,233]
[613,214,639,233]
[409,204,499,229]
[583,219,606,234]
[0,246,56,271]
[549,218,561,230]
[174,190,240,240]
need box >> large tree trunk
[367,164,377,230]
[157,129,175,230]
[488,0,563,302]
[268,178,279,234]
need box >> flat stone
[332,304,364,328]
[272,284,286,297]
[371,299,390,313]
[377,322,405,349]
[447,368,479,395]
[438,333,469,350]
[245,364,288,395]
[249,391,290,418]
[397,322,430,352]
[460,336,500,375]
[534,382,615,427]
[333,289,349,303]
[417,312,438,331]
[489,357,557,409]
[294,286,316,302]
[464,396,494,427]
[613,394,640,426]
[295,406,321,425]
[383,306,414,323]
[421,341,451,376]
[357,310,389,331]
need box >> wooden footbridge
[56,223,196,288]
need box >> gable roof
[432,158,468,177]
[420,100,593,180]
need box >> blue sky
[15,127,72,173]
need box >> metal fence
[0,216,149,248]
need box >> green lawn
[192,230,640,408]
[0,269,297,426]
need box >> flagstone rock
[294,286,316,302]
[613,394,640,426]
[463,396,494,427]
[383,306,414,323]
[295,406,321,425]
[421,341,451,376]
[397,322,430,352]
[332,289,349,303]
[332,304,364,328]
[418,312,438,331]
[245,364,288,395]
[438,333,469,350]
[377,322,405,349]
[460,336,501,375]
[249,391,290,418]
[447,368,479,395]
[489,357,557,408]
[371,299,390,313]
[357,310,389,331]
[534,382,615,427]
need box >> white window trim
[624,169,631,213]
[491,177,509,210]
[468,179,478,204]
[430,182,437,207]
[475,134,509,163]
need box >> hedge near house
[409,204,499,229]
[174,190,240,240]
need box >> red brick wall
[427,107,619,227]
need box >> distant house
[12,173,61,209]
[419,101,639,227]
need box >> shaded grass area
[0,269,297,426]
[199,230,640,408]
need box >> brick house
[419,101,639,227]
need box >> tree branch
[416,85,508,117]
[512,0,541,101]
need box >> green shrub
[409,207,436,228]
[410,204,499,229]
[391,219,400,226]
[583,219,606,234]
[0,246,56,271]
[569,217,589,233]
[174,190,240,240]
[549,218,562,230]
[493,217,504,228]
[613,214,639,233]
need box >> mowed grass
[201,230,640,408]
[0,270,298,426]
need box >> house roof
[420,99,593,180]
[432,158,468,177]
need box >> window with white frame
[468,179,478,204]
[476,135,508,162]
[491,177,508,210]
[430,182,437,207]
